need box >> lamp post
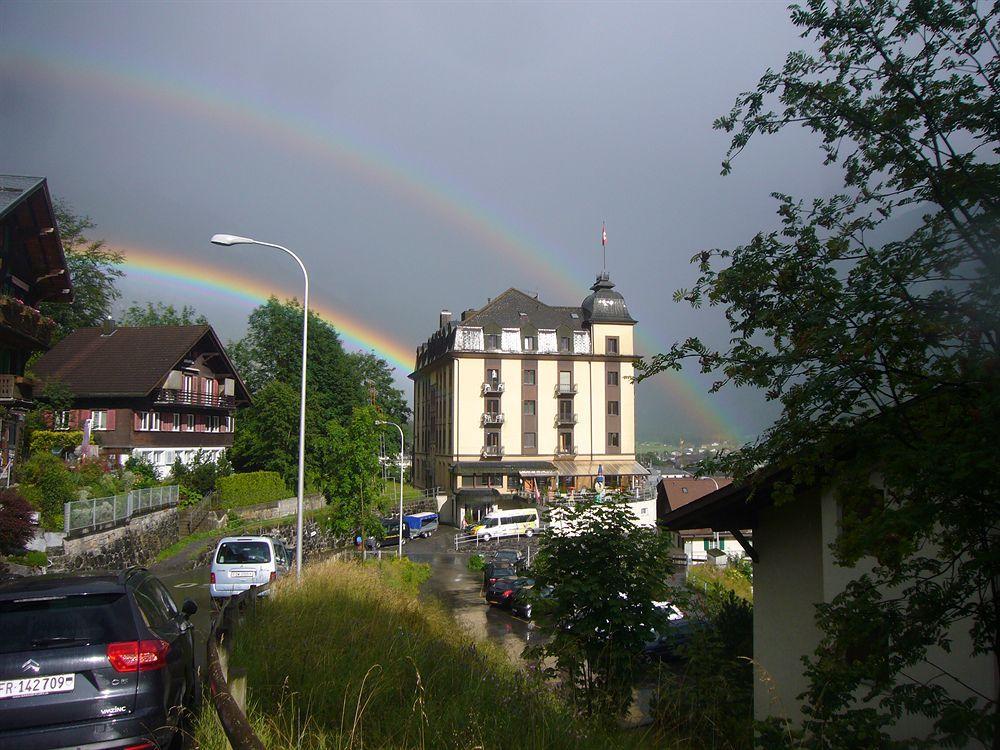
[211,234,309,579]
[375,419,404,558]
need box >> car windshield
[0,593,134,654]
[217,541,271,564]
[484,518,499,527]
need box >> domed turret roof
[581,272,635,325]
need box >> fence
[63,485,180,534]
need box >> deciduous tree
[119,301,208,327]
[636,2,998,745]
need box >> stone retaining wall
[54,506,180,572]
[228,494,325,522]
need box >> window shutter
[107,409,117,431]
[68,411,80,429]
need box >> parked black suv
[0,568,198,750]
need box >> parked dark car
[487,549,523,569]
[643,617,699,662]
[511,584,553,620]
[482,563,517,590]
[485,577,534,608]
[369,518,411,549]
[0,568,198,750]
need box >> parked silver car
[209,536,290,600]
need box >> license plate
[229,571,253,578]
[0,673,75,700]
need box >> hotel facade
[411,272,649,525]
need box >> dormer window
[521,324,538,352]
[484,324,502,351]
[557,326,573,353]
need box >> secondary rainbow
[6,48,738,439]
[119,246,415,374]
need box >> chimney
[461,308,475,321]
[101,317,116,336]
[439,310,452,329]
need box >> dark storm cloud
[0,0,835,442]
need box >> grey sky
[1,1,839,443]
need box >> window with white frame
[207,416,220,432]
[172,413,181,431]
[139,412,160,431]
[186,414,195,431]
[224,415,233,432]
[91,410,107,430]
[54,411,70,430]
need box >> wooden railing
[155,388,235,408]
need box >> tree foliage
[229,380,302,488]
[119,301,208,327]
[41,201,124,341]
[0,489,36,556]
[528,499,675,718]
[349,351,411,428]
[636,2,998,746]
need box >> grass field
[194,558,657,750]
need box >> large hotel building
[411,272,649,525]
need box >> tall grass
[197,558,651,750]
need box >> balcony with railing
[155,388,235,409]
[0,373,33,403]
[481,444,504,458]
[0,296,57,348]
[555,444,578,456]
[554,383,578,396]
[555,412,577,426]
[482,412,505,426]
[482,381,505,395]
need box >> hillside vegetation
[195,558,652,750]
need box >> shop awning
[452,460,557,476]
[455,487,502,508]
[551,460,650,477]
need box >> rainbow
[4,48,739,440]
[119,246,415,374]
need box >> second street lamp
[210,233,309,579]
[376,419,404,558]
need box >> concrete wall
[229,494,326,522]
[56,506,180,571]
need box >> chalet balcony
[155,388,235,409]
[481,444,504,458]
[0,296,57,348]
[554,383,578,396]
[482,412,505,426]
[555,444,578,456]
[482,381,505,395]
[555,412,577,426]
[0,374,33,403]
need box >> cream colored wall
[500,357,521,456]
[581,361,601,455]
[620,360,636,455]
[753,491,824,725]
[537,360,558,455]
[455,357,485,457]
[591,323,635,356]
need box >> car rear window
[216,541,271,564]
[0,593,135,654]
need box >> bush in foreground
[199,558,648,750]
[214,471,289,509]
[0,490,36,555]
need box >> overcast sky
[1,1,841,444]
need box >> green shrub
[18,453,77,529]
[215,471,289,509]
[29,430,84,456]
[171,450,233,497]
[6,550,48,568]
[468,553,486,571]
[0,490,36,555]
[123,454,160,488]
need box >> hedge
[214,471,290,509]
[29,430,86,455]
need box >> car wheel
[482,533,491,542]
[525,528,534,538]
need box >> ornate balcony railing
[482,381,505,395]
[482,412,505,426]
[554,383,578,396]
[0,374,32,402]
[555,444,578,456]
[555,412,577,426]
[155,388,235,409]
[481,445,504,458]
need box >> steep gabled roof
[33,324,250,402]
[458,288,585,330]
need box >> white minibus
[473,507,540,541]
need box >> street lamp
[211,234,309,579]
[375,419,404,558]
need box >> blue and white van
[403,512,439,538]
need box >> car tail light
[503,590,513,598]
[210,572,216,584]
[269,571,276,582]
[123,743,156,750]
[107,640,170,672]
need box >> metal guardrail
[63,484,179,534]
[207,585,267,750]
